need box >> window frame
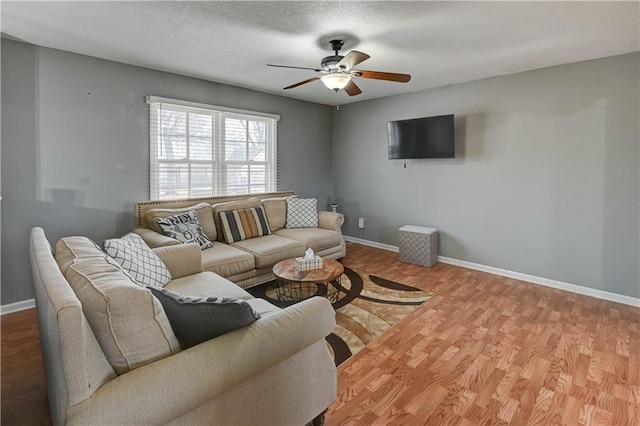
[146,96,279,200]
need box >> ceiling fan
[268,39,411,96]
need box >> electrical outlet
[358,217,365,229]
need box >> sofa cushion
[55,236,106,275]
[200,244,256,277]
[262,196,295,232]
[219,206,271,243]
[103,233,172,288]
[157,210,214,250]
[286,198,319,228]
[146,202,217,241]
[231,235,306,268]
[245,298,282,317]
[165,271,254,300]
[65,257,180,375]
[149,288,261,348]
[274,228,343,253]
[211,198,262,241]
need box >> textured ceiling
[2,1,639,106]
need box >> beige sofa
[133,191,346,289]
[30,227,337,425]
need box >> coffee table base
[275,278,340,304]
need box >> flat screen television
[388,114,455,159]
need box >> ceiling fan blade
[268,64,321,72]
[344,80,362,96]
[283,76,320,90]
[353,70,411,83]
[337,51,370,70]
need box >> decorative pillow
[65,258,180,374]
[103,233,172,288]
[286,198,319,228]
[219,206,272,243]
[148,287,261,348]
[211,198,262,241]
[157,210,214,250]
[145,202,217,242]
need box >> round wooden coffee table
[272,258,344,304]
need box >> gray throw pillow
[148,287,261,348]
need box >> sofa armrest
[133,227,181,249]
[67,297,335,425]
[318,211,344,232]
[152,244,203,278]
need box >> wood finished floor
[326,243,640,425]
[1,242,638,425]
[1,307,51,425]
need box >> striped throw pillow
[219,206,272,243]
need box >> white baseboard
[345,236,399,252]
[1,298,35,315]
[344,236,640,308]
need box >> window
[147,96,279,199]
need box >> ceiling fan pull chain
[336,90,340,111]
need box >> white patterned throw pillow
[286,198,319,228]
[156,210,214,250]
[103,233,172,288]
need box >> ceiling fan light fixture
[321,73,351,91]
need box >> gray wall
[1,39,333,304]
[333,53,639,299]
[3,38,638,304]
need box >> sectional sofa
[30,227,337,425]
[133,191,346,288]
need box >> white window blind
[147,96,279,200]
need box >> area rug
[248,267,435,366]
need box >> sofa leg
[312,409,327,426]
